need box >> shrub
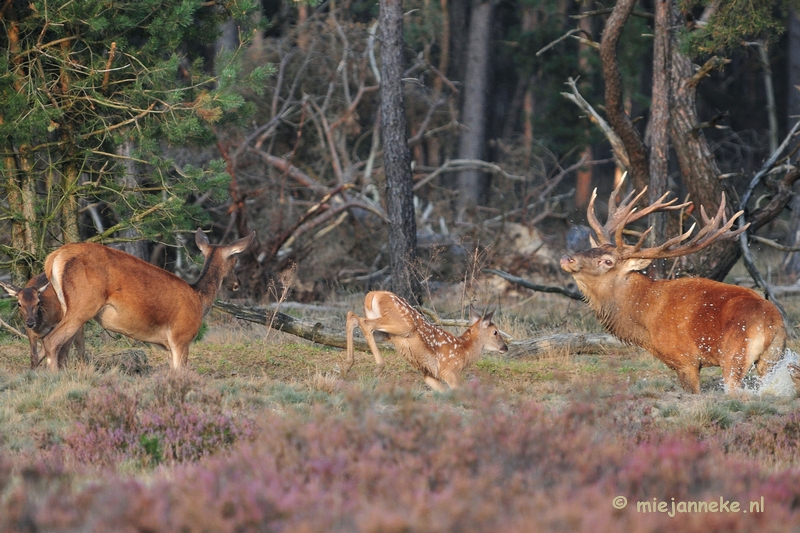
[64,372,251,468]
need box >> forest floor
[1,282,800,531]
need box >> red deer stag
[345,291,508,391]
[0,273,85,369]
[560,182,785,393]
[41,229,254,370]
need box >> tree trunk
[783,10,800,278]
[60,158,81,245]
[379,0,421,304]
[667,5,739,280]
[599,0,649,193]
[456,0,495,215]
[645,0,672,277]
[115,140,148,260]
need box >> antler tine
[587,172,636,246]
[624,191,691,226]
[586,188,609,245]
[622,192,749,260]
[612,188,649,248]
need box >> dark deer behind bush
[0,273,85,369]
[560,181,785,393]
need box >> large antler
[622,192,748,260]
[586,174,748,260]
[586,173,690,247]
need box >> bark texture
[380,0,422,303]
[456,0,495,213]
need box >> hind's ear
[37,282,51,295]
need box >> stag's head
[560,178,747,293]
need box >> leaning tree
[563,0,800,285]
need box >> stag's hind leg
[754,326,786,378]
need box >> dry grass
[1,286,799,530]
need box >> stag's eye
[604,259,614,266]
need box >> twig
[737,119,800,337]
[536,29,584,56]
[749,234,800,252]
[483,268,583,301]
[571,8,653,20]
[0,317,25,338]
[561,77,629,169]
[413,159,525,191]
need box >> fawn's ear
[481,310,495,326]
[468,305,482,325]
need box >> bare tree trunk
[60,158,81,245]
[116,140,148,260]
[667,5,739,280]
[645,0,672,277]
[456,0,495,216]
[380,0,421,304]
[599,0,649,192]
[2,148,36,283]
[783,10,800,279]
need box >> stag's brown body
[561,182,786,393]
[345,291,508,391]
[41,229,253,370]
[562,245,785,392]
[0,273,85,369]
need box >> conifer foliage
[0,0,269,281]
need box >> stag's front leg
[675,365,701,394]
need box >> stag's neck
[577,272,655,349]
[190,254,225,316]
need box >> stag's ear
[0,280,20,297]
[589,235,600,248]
[621,258,652,272]
[196,229,211,255]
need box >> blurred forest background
[4,0,800,306]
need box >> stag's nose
[560,254,576,272]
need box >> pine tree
[0,0,269,282]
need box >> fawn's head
[469,306,508,354]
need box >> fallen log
[212,300,390,353]
[505,332,623,359]
[213,301,622,360]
